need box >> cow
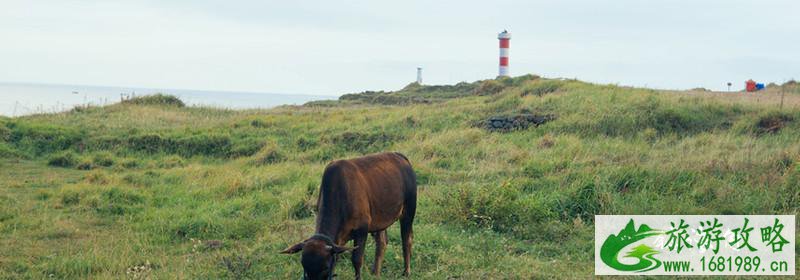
[281,152,417,280]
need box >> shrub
[48,151,78,168]
[473,80,506,96]
[122,94,185,107]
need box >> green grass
[1,76,799,279]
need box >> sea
[0,82,338,117]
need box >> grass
[0,76,799,279]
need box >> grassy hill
[1,76,799,279]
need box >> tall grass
[1,80,799,279]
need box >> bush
[473,80,506,96]
[48,151,79,168]
[122,94,185,107]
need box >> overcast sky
[1,0,798,95]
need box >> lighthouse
[498,30,511,77]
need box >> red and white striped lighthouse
[498,30,511,77]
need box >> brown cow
[281,152,417,280]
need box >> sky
[1,0,798,95]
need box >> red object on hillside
[745,80,757,92]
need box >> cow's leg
[351,228,368,280]
[371,230,388,276]
[400,196,416,277]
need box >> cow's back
[320,152,415,233]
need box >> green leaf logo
[600,219,664,272]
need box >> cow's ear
[329,245,356,254]
[280,242,305,254]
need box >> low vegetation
[1,76,799,278]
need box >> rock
[481,113,555,132]
[492,120,504,128]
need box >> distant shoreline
[0,82,339,117]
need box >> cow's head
[281,235,355,280]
